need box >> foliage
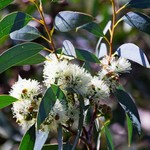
[0,0,150,150]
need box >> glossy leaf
[0,0,13,10]
[115,43,150,68]
[72,95,84,150]
[77,22,104,37]
[0,12,32,40]
[10,25,41,41]
[127,0,150,9]
[126,113,133,147]
[34,131,49,150]
[75,49,100,63]
[123,12,150,35]
[15,54,46,66]
[54,11,93,32]
[115,88,141,134]
[62,40,100,63]
[19,125,35,150]
[0,42,44,74]
[104,126,114,150]
[0,95,18,109]
[37,85,66,129]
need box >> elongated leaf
[77,22,104,37]
[37,85,66,129]
[127,0,150,9]
[15,54,46,66]
[0,0,13,10]
[62,40,100,63]
[104,126,114,150]
[10,25,41,41]
[126,113,133,147]
[19,125,35,150]
[75,49,100,63]
[54,11,93,32]
[123,12,150,35]
[115,88,141,134]
[115,43,150,68]
[72,95,84,150]
[34,131,49,150]
[0,42,44,74]
[58,124,63,150]
[0,12,32,40]
[0,95,18,109]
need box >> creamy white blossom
[9,76,42,130]
[43,54,92,95]
[100,55,132,74]
[40,99,68,132]
[87,76,110,103]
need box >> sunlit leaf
[0,12,32,40]
[54,11,93,32]
[19,125,35,150]
[104,126,114,150]
[10,25,41,41]
[62,40,76,57]
[127,0,150,9]
[123,12,150,35]
[37,85,66,129]
[77,22,104,37]
[115,88,141,134]
[0,0,13,10]
[0,95,18,109]
[34,131,49,150]
[115,43,150,68]
[126,113,133,147]
[0,42,44,74]
[15,54,46,66]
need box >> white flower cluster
[9,76,42,129]
[9,54,132,132]
[99,55,132,90]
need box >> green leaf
[0,0,13,10]
[115,88,141,134]
[0,12,32,40]
[19,125,35,150]
[54,11,93,32]
[72,95,84,150]
[34,131,49,150]
[123,12,150,35]
[127,0,150,9]
[126,113,133,147]
[0,95,18,109]
[115,43,150,68]
[104,126,114,150]
[62,40,100,63]
[0,42,44,74]
[10,25,41,41]
[77,22,104,37]
[37,85,66,129]
[15,54,46,66]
